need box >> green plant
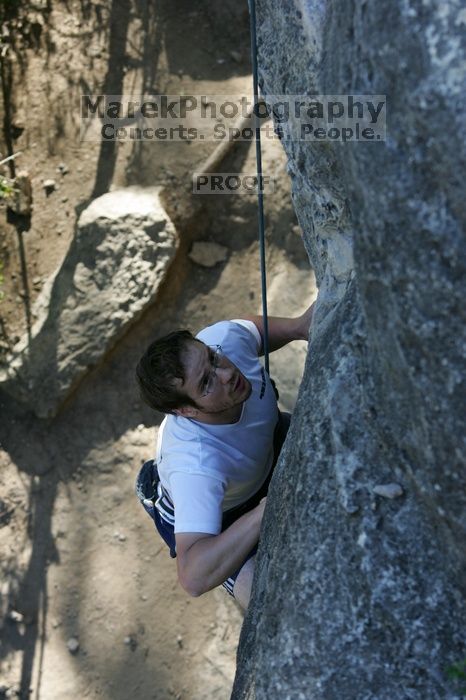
[447,658,466,695]
[0,152,21,200]
[0,174,15,199]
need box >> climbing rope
[248,0,270,374]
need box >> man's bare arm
[243,301,315,354]
[175,499,266,597]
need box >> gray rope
[248,0,270,373]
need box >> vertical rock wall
[232,1,466,698]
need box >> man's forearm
[177,504,263,596]
[244,302,314,354]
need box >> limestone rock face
[1,187,177,417]
[232,2,466,699]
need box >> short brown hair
[136,330,200,414]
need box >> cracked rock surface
[232,1,466,699]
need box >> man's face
[175,340,252,423]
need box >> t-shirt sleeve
[169,471,226,535]
[196,319,261,360]
[230,319,262,353]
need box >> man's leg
[232,555,256,609]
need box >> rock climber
[135,303,314,609]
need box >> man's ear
[173,405,198,418]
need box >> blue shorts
[136,412,290,597]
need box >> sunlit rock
[0,187,178,417]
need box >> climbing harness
[249,0,270,374]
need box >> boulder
[232,1,466,699]
[0,187,178,417]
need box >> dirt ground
[0,2,315,698]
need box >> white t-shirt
[156,320,278,534]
